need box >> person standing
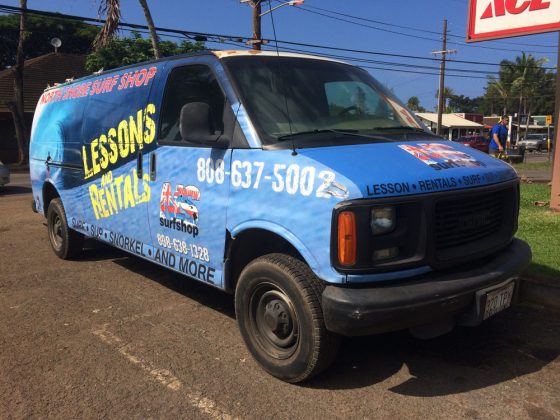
[489,116,509,158]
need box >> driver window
[159,65,225,144]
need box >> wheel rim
[249,282,299,360]
[49,212,63,250]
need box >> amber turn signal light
[338,211,356,266]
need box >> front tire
[235,254,340,383]
[47,198,83,259]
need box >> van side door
[146,63,232,289]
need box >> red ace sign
[467,0,560,42]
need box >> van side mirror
[179,102,229,148]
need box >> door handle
[150,152,156,181]
[136,151,143,178]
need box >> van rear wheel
[235,253,340,383]
[47,198,83,259]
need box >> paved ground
[1,179,560,419]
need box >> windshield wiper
[370,126,429,133]
[277,129,360,141]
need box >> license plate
[483,282,515,320]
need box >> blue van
[30,51,531,382]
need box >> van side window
[159,65,225,144]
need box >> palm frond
[93,0,121,50]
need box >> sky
[1,0,558,111]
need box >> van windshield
[223,56,430,146]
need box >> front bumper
[519,143,539,150]
[0,175,9,187]
[322,238,531,336]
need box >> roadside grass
[511,158,552,171]
[516,183,560,280]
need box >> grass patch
[511,159,552,171]
[516,183,560,280]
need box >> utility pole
[550,31,560,210]
[252,0,262,50]
[242,1,303,49]
[239,0,263,50]
[431,19,456,137]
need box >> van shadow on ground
[81,239,235,318]
[307,306,559,394]
[0,185,32,196]
[81,241,559,394]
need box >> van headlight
[332,200,424,273]
[371,206,396,235]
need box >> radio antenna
[267,0,296,155]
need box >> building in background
[415,112,484,140]
[0,53,87,163]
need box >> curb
[520,277,560,310]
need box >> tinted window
[159,65,225,144]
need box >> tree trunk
[252,1,262,51]
[517,94,523,143]
[137,0,160,59]
[12,0,28,165]
[7,102,26,165]
[525,103,532,139]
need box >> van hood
[297,140,518,200]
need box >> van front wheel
[235,254,340,382]
[47,198,83,259]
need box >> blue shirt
[490,123,508,150]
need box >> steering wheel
[338,105,359,116]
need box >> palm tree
[434,87,455,112]
[8,0,27,164]
[94,0,161,59]
[487,78,510,116]
[503,53,548,140]
[407,96,425,112]
[138,0,161,59]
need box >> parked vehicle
[0,160,10,187]
[29,51,531,382]
[518,133,548,151]
[454,135,490,153]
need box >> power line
[0,4,556,71]
[285,1,556,54]
[268,44,500,76]
[293,1,557,50]
[273,39,557,70]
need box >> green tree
[479,53,554,127]
[447,94,482,113]
[0,13,99,69]
[435,87,455,112]
[86,32,205,72]
[406,96,426,112]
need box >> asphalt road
[1,178,559,419]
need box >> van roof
[212,50,343,63]
[41,50,345,92]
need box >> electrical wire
[281,1,556,54]
[0,4,556,72]
[296,1,557,49]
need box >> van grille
[435,191,506,251]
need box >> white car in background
[518,134,548,151]
[0,160,10,187]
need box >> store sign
[467,0,560,42]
